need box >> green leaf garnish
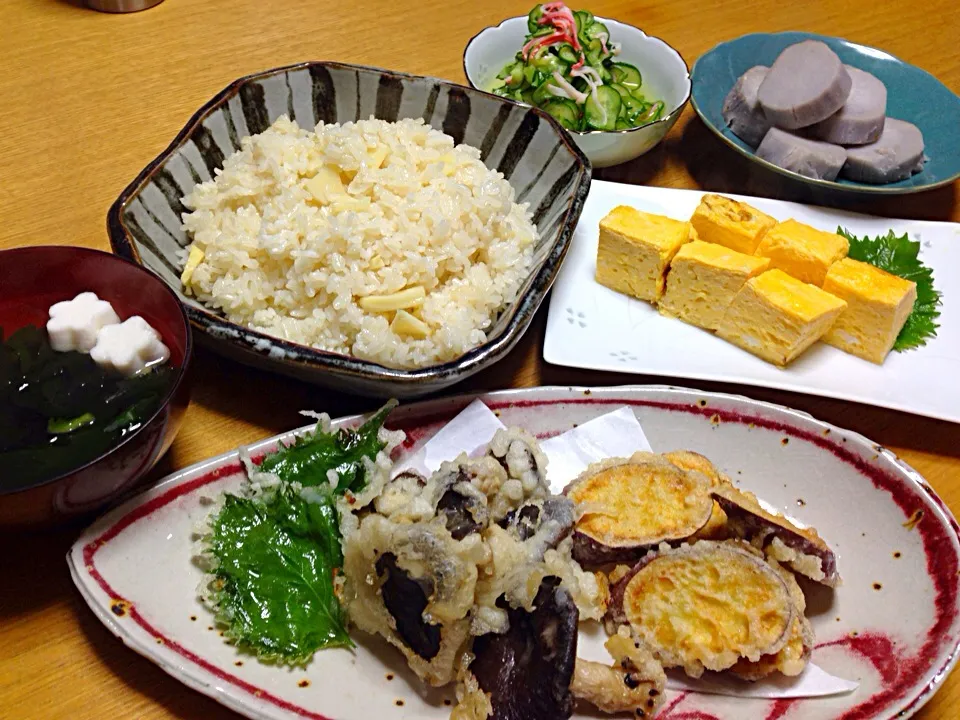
[838,227,942,351]
[48,412,96,434]
[207,490,351,663]
[202,401,397,664]
[259,399,397,492]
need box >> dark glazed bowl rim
[107,60,592,387]
[0,245,193,497]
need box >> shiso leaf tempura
[492,2,664,131]
[197,401,399,664]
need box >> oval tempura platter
[68,386,960,720]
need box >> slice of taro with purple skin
[564,453,714,567]
[713,484,840,587]
[468,576,578,720]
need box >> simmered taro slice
[755,127,847,181]
[722,65,772,147]
[757,40,852,129]
[809,66,887,145]
[841,117,926,184]
[468,577,578,720]
[713,484,839,586]
[375,553,441,660]
[565,453,714,566]
[608,541,796,677]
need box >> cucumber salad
[491,2,665,131]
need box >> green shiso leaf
[838,227,942,351]
[203,401,397,664]
[259,399,397,491]
[208,490,351,663]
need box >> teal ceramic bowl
[691,31,960,195]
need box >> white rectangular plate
[544,181,960,422]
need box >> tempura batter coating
[571,626,666,717]
[662,450,732,540]
[713,484,839,586]
[607,541,796,677]
[566,453,714,566]
[341,428,607,692]
[729,560,814,679]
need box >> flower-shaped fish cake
[90,316,170,377]
[46,292,121,352]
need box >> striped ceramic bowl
[108,62,591,398]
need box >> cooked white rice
[179,116,537,369]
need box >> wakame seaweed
[0,324,176,491]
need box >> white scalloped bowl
[464,16,691,167]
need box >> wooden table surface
[2,0,959,718]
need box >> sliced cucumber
[610,62,642,90]
[610,83,642,113]
[527,4,544,32]
[521,88,537,105]
[531,25,554,38]
[532,80,561,106]
[541,99,580,130]
[574,10,594,37]
[533,51,563,74]
[557,43,579,64]
[634,100,666,125]
[615,117,633,130]
[585,21,609,43]
[586,47,603,67]
[523,64,540,86]
[584,85,621,131]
